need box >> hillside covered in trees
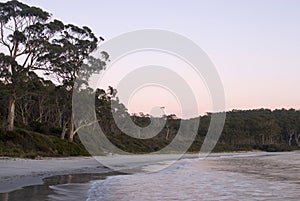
[0,1,300,157]
[1,70,300,156]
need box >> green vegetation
[97,108,300,154]
[0,0,108,142]
[0,128,89,158]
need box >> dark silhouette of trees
[0,1,108,141]
[0,0,55,131]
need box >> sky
[6,0,300,117]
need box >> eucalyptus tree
[46,41,109,141]
[0,1,108,139]
[0,0,64,131]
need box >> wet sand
[0,157,110,193]
[1,172,124,201]
[0,152,294,194]
[1,152,300,200]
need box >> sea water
[86,152,300,201]
[5,152,300,201]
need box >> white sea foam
[49,183,91,201]
[87,153,300,201]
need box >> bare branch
[73,120,100,135]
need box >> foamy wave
[86,153,300,201]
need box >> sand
[1,151,299,194]
[0,153,201,193]
[0,157,110,193]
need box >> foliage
[0,0,107,133]
[0,128,89,158]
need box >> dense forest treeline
[1,71,300,155]
[0,1,300,157]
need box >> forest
[0,1,300,157]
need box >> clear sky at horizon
[9,0,300,117]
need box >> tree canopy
[0,0,108,136]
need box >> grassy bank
[0,129,89,158]
[187,139,298,153]
[0,129,299,158]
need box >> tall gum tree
[0,1,108,136]
[0,0,62,131]
[41,25,109,142]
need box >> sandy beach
[0,151,293,194]
[0,153,198,194]
[1,152,300,200]
[0,157,110,193]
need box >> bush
[0,128,89,157]
[253,144,295,152]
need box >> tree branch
[73,119,100,135]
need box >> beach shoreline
[1,151,299,194]
[0,157,111,193]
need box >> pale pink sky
[18,0,300,117]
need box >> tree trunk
[295,132,300,147]
[6,89,16,131]
[19,102,28,126]
[166,126,170,141]
[289,135,293,146]
[60,120,68,140]
[287,129,295,146]
[38,98,45,123]
[68,113,75,142]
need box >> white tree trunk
[6,91,16,131]
[166,126,170,141]
[68,113,75,142]
[287,129,295,146]
[60,121,68,140]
